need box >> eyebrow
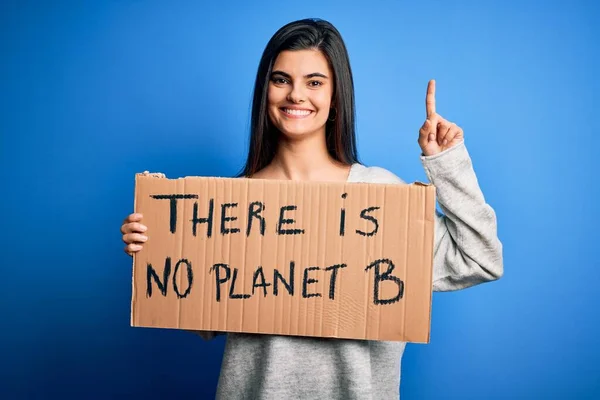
[271,70,329,79]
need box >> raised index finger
[426,79,436,118]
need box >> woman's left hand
[418,80,464,156]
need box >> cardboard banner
[130,173,435,343]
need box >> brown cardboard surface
[130,173,436,343]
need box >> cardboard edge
[131,171,167,327]
[130,173,138,327]
[136,170,168,179]
[132,172,434,195]
[426,184,436,343]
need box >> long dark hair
[238,18,359,177]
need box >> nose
[286,83,306,103]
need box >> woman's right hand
[121,213,148,256]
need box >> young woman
[121,18,503,399]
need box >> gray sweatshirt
[197,141,504,399]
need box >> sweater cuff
[420,141,470,183]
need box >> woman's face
[267,49,333,140]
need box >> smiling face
[267,49,334,140]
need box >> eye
[271,77,289,85]
[308,80,323,87]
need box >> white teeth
[284,108,311,116]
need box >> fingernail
[443,139,448,145]
[141,225,147,232]
[142,235,148,241]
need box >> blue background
[2,0,599,398]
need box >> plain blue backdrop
[2,0,599,398]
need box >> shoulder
[349,163,406,184]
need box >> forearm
[421,141,504,291]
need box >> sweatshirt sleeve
[420,141,504,292]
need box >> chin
[277,125,322,139]
[275,119,328,138]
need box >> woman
[121,18,503,400]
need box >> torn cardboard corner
[139,171,166,178]
[130,173,436,343]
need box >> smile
[280,108,313,118]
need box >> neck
[271,130,337,181]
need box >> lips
[280,107,313,118]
